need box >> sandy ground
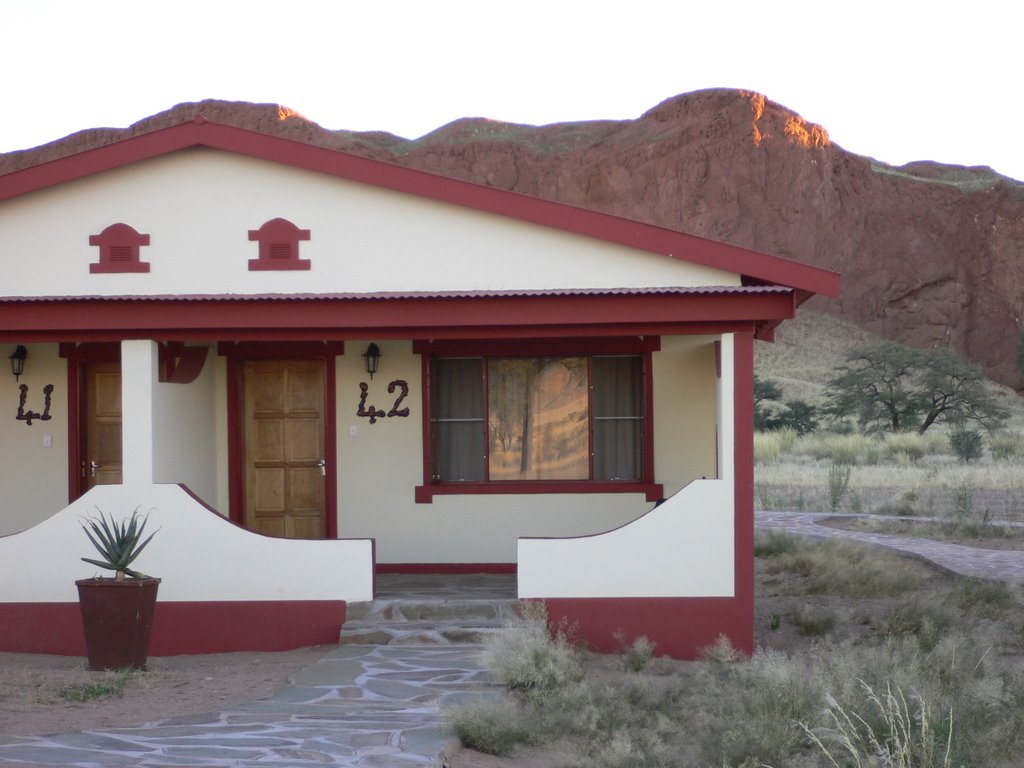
[0,645,332,736]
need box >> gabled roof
[0,117,839,300]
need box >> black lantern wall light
[9,345,27,381]
[10,346,54,425]
[362,343,381,380]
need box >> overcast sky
[2,0,1021,181]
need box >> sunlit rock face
[4,89,1022,390]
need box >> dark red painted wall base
[0,600,346,656]
[542,596,753,660]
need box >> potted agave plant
[76,508,160,671]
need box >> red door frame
[218,342,344,539]
[59,343,121,502]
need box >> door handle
[89,461,100,477]
[316,459,326,476]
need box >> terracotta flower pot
[76,577,160,671]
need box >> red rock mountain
[3,90,1022,391]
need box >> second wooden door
[242,360,327,538]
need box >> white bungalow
[0,115,838,658]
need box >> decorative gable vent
[89,223,151,273]
[248,218,311,271]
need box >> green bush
[766,537,925,597]
[790,605,836,637]
[949,429,984,462]
[754,529,800,557]
[827,462,851,513]
[481,603,583,692]
[448,700,535,756]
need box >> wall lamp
[9,345,27,381]
[362,343,381,380]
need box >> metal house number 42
[357,380,410,425]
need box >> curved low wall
[0,483,374,654]
[518,478,734,599]
[518,479,750,659]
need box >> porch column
[716,333,735,482]
[120,340,158,485]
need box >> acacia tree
[825,342,1008,434]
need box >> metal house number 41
[357,380,410,425]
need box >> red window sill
[415,481,664,504]
[90,262,150,273]
[248,259,311,271]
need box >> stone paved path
[757,510,1024,583]
[0,644,501,767]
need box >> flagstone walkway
[0,644,501,767]
[756,510,1024,583]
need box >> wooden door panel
[253,468,286,511]
[253,420,285,461]
[243,360,326,539]
[289,467,322,510]
[287,368,321,412]
[286,420,321,461]
[84,363,123,489]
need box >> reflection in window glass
[488,358,589,480]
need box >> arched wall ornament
[17,384,53,425]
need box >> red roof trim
[0,285,790,303]
[0,291,791,343]
[0,119,839,298]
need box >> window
[248,218,311,270]
[89,223,151,273]
[416,338,662,502]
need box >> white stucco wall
[335,337,721,564]
[517,334,736,598]
[0,149,741,298]
[0,483,374,603]
[0,344,69,535]
[652,336,719,496]
[152,344,218,508]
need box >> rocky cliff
[4,90,1021,390]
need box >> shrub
[954,579,1017,619]
[754,529,800,558]
[762,400,819,435]
[990,431,1023,460]
[883,431,930,463]
[697,648,819,766]
[754,428,797,463]
[481,603,584,692]
[448,699,535,756]
[949,429,984,462]
[767,537,925,597]
[827,462,851,513]
[617,634,655,672]
[799,432,878,465]
[790,605,836,637]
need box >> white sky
[2,0,1021,181]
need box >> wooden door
[82,362,123,489]
[242,360,327,539]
